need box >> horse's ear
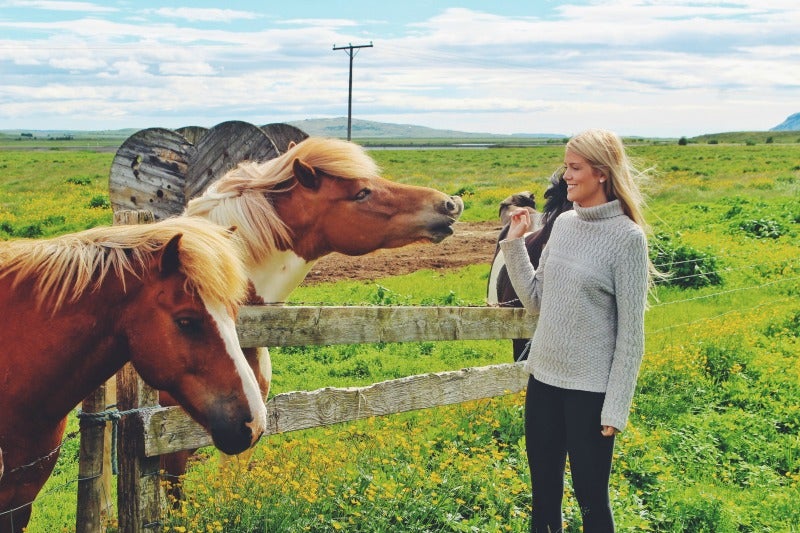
[159,233,183,276]
[292,158,321,190]
[287,141,297,150]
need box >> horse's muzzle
[444,195,465,217]
[208,410,262,455]
[425,195,463,242]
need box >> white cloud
[158,61,216,76]
[5,0,116,13]
[48,55,107,71]
[0,1,798,135]
[152,7,259,23]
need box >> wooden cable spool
[109,121,307,219]
[108,127,195,220]
[185,120,279,201]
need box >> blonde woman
[500,129,651,532]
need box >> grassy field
[1,141,798,532]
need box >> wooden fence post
[116,364,161,532]
[109,210,162,533]
[76,383,111,533]
[75,210,155,531]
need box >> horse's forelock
[171,220,249,310]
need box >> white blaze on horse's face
[205,302,267,445]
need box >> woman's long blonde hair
[566,129,661,286]
[566,129,649,228]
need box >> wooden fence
[76,304,535,532]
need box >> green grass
[0,150,114,238]
[3,142,799,532]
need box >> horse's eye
[354,188,371,201]
[175,317,202,335]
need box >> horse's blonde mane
[0,217,248,312]
[185,137,380,263]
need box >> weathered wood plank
[185,120,279,200]
[112,209,161,533]
[108,127,194,220]
[76,383,110,533]
[142,363,529,457]
[236,305,536,347]
[260,123,309,153]
[174,125,208,145]
[117,363,162,533]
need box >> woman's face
[563,150,608,207]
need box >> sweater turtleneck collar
[573,199,624,222]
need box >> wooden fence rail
[91,305,536,532]
[142,306,535,457]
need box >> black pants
[525,376,616,533]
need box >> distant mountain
[0,119,564,141]
[770,112,800,131]
[287,117,563,139]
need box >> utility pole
[332,41,373,141]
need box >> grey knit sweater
[499,199,648,431]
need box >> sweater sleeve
[498,236,544,314]
[601,228,649,431]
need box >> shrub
[88,195,110,209]
[737,218,783,239]
[17,223,44,238]
[664,489,738,533]
[700,336,754,384]
[66,176,92,185]
[764,310,800,338]
[650,233,722,288]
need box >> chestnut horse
[154,137,464,490]
[0,217,266,533]
[487,168,572,361]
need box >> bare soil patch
[304,221,502,284]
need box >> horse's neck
[0,278,129,423]
[247,250,316,303]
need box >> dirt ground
[303,221,503,284]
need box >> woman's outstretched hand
[506,207,532,240]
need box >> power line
[332,41,373,141]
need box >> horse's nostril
[445,196,464,216]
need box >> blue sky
[1,0,798,137]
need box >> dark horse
[487,168,572,361]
